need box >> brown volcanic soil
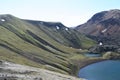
[76,9,120,46]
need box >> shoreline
[71,58,107,77]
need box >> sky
[0,0,120,27]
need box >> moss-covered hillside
[0,14,96,75]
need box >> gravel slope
[0,60,84,80]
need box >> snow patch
[1,19,5,22]
[56,26,60,30]
[101,28,107,33]
[99,42,103,46]
[65,28,68,31]
[79,49,82,50]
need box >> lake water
[84,53,101,57]
[78,60,120,80]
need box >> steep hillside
[76,9,120,46]
[0,14,95,75]
[25,20,95,49]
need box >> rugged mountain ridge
[76,9,120,46]
[0,14,95,76]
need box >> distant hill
[0,14,95,75]
[76,9,120,46]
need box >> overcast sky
[0,0,120,27]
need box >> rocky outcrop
[89,45,119,53]
[103,52,120,60]
[0,60,84,80]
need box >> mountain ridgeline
[0,14,95,75]
[76,9,120,47]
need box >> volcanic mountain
[76,9,120,46]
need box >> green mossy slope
[0,14,96,74]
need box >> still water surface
[78,60,120,80]
[84,53,101,57]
